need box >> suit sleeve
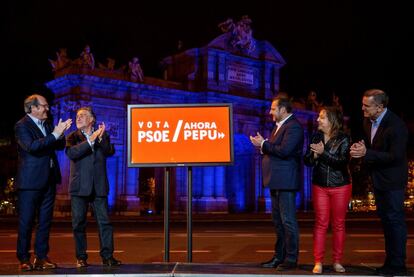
[65,133,93,160]
[364,122,408,165]
[96,132,115,157]
[262,123,303,158]
[54,136,66,150]
[15,122,57,154]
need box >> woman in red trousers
[304,106,351,274]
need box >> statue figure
[98,58,116,71]
[218,15,255,54]
[48,48,69,71]
[128,57,144,82]
[80,45,95,69]
[218,18,235,33]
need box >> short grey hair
[23,94,41,114]
[77,106,96,124]
[364,89,389,108]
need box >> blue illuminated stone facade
[46,33,317,214]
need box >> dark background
[2,0,414,143]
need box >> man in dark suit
[250,97,304,271]
[350,89,408,276]
[65,106,120,268]
[15,94,72,271]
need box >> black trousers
[71,194,114,260]
[374,188,407,267]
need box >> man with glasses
[15,94,72,271]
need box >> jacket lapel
[270,115,293,142]
[77,130,96,155]
[372,111,389,146]
[25,115,45,138]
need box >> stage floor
[1,263,412,276]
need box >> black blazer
[261,115,304,190]
[65,130,115,197]
[363,109,408,190]
[15,115,64,190]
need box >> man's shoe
[375,265,407,276]
[261,256,282,268]
[33,257,57,270]
[276,261,297,271]
[19,260,33,271]
[102,256,121,266]
[76,259,89,268]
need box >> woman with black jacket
[304,106,351,274]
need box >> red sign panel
[128,104,233,167]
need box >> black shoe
[76,259,89,268]
[276,261,297,271]
[33,257,57,270]
[19,260,33,271]
[261,256,283,268]
[375,265,407,276]
[102,256,121,266]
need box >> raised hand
[53,118,72,137]
[89,127,103,143]
[98,122,106,141]
[250,132,264,147]
[63,118,72,131]
[350,140,366,158]
[310,141,324,155]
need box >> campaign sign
[128,104,234,167]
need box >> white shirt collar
[276,113,293,128]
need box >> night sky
[2,0,414,142]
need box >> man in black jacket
[350,89,408,276]
[66,107,120,268]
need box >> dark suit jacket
[66,129,115,197]
[15,115,64,190]
[363,109,408,191]
[262,115,304,190]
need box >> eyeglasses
[37,103,50,109]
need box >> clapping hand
[98,122,106,142]
[89,122,106,143]
[350,140,366,158]
[53,118,73,137]
[250,132,264,147]
[310,141,324,156]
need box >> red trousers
[312,184,352,263]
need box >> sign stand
[163,167,170,262]
[187,166,193,262]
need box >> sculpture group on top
[48,45,144,83]
[218,15,256,54]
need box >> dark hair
[322,106,343,137]
[273,96,293,113]
[77,106,96,124]
[363,89,388,108]
[24,94,42,113]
